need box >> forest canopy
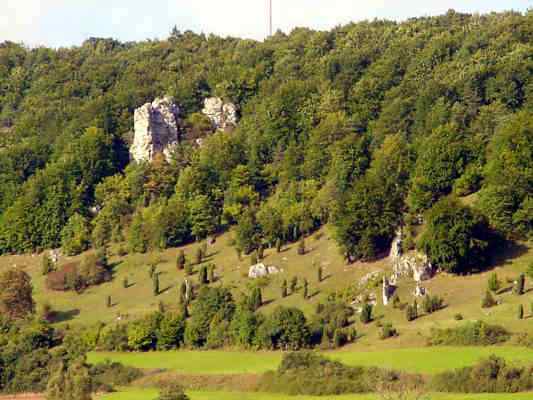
[0,10,532,272]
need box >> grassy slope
[2,221,533,398]
[88,346,533,375]
[98,389,533,400]
[2,226,532,348]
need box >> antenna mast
[268,0,273,37]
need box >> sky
[0,0,531,47]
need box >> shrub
[297,238,306,255]
[405,302,418,322]
[153,274,160,296]
[41,254,55,275]
[200,242,208,258]
[422,295,444,314]
[379,323,398,340]
[185,261,193,276]
[488,272,500,292]
[194,247,203,265]
[454,313,464,321]
[430,356,533,393]
[90,361,142,391]
[290,276,298,293]
[518,304,524,320]
[515,273,525,295]
[281,280,288,298]
[259,352,396,395]
[208,264,215,283]
[250,287,263,311]
[176,250,186,270]
[482,290,497,308]
[45,263,81,291]
[360,303,373,324]
[317,266,323,282]
[157,382,190,400]
[428,321,510,346]
[199,265,208,285]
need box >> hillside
[1,8,533,400]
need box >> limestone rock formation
[130,96,182,162]
[390,228,435,282]
[202,97,238,130]
[248,263,280,279]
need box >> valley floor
[88,346,533,375]
[99,389,533,400]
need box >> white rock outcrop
[202,97,238,130]
[130,96,182,162]
[390,228,435,282]
[248,263,280,279]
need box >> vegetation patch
[427,321,510,346]
[431,356,533,393]
[258,352,416,396]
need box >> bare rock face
[390,228,435,282]
[202,97,238,130]
[130,96,182,162]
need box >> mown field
[88,346,533,375]
[98,389,533,400]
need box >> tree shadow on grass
[52,308,80,323]
[158,285,174,296]
[485,241,529,271]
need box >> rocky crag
[130,96,182,163]
[202,97,238,130]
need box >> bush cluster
[431,356,533,393]
[427,321,510,346]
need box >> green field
[99,389,533,400]
[88,346,533,375]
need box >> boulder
[248,263,279,279]
[202,97,238,130]
[130,96,182,162]
[414,283,427,297]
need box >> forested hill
[0,10,532,272]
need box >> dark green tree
[419,197,491,274]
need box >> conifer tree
[515,273,525,295]
[290,276,298,294]
[281,279,288,298]
[153,273,160,296]
[177,250,186,270]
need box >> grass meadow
[88,346,533,375]
[98,389,533,400]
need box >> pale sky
[0,0,531,47]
